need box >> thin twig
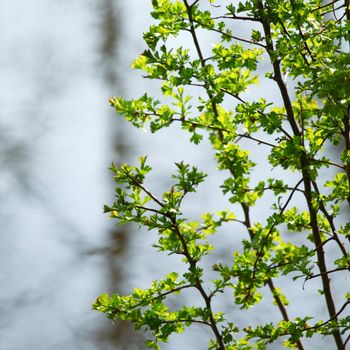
[161,318,210,326]
[212,15,259,22]
[311,180,348,258]
[247,178,304,297]
[127,174,164,207]
[311,0,341,12]
[305,266,350,281]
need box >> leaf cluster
[95,1,350,349]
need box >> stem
[300,68,344,350]
[130,170,226,348]
[130,284,196,310]
[192,21,267,49]
[183,0,221,123]
[257,2,346,347]
[311,180,349,258]
[171,118,277,147]
[276,13,311,67]
[342,104,350,208]
[212,15,259,22]
[161,318,210,326]
[302,300,350,332]
[171,216,226,350]
[344,333,350,350]
[311,0,342,12]
[242,203,305,350]
[305,266,349,281]
[344,0,350,215]
[289,0,314,63]
[266,279,289,320]
[257,0,300,136]
[128,174,164,207]
[248,179,304,285]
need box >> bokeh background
[1,1,346,349]
[1,1,218,349]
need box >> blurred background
[0,1,150,349]
[0,1,346,350]
[0,1,219,349]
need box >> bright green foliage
[94,1,350,349]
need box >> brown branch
[311,180,348,258]
[311,0,342,12]
[269,300,350,339]
[312,158,345,170]
[154,284,195,301]
[342,105,350,208]
[305,266,350,282]
[135,205,164,215]
[127,284,195,310]
[276,14,310,67]
[182,0,222,133]
[185,16,267,48]
[343,333,350,350]
[243,185,305,194]
[189,0,199,7]
[161,318,210,326]
[312,236,337,253]
[247,178,303,293]
[303,300,350,332]
[257,0,300,136]
[203,25,267,49]
[258,2,344,347]
[220,88,293,140]
[212,15,259,22]
[171,215,225,349]
[158,9,227,346]
[266,279,290,323]
[246,300,349,344]
[300,114,344,350]
[289,0,315,63]
[127,174,164,207]
[241,202,305,350]
[172,117,277,147]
